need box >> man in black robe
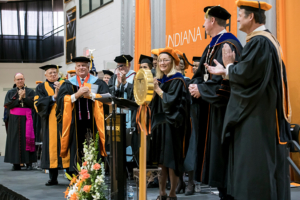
[108,55,139,156]
[188,6,242,200]
[4,73,36,170]
[192,56,201,74]
[35,65,70,186]
[56,57,109,173]
[206,1,291,199]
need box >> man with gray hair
[34,65,69,186]
[4,73,36,171]
[56,57,109,174]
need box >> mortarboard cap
[71,56,90,63]
[67,70,76,74]
[193,57,201,62]
[102,70,114,77]
[159,47,180,66]
[174,49,189,69]
[151,49,160,56]
[139,54,153,64]
[236,0,272,11]
[114,55,133,66]
[204,6,231,20]
[39,65,62,71]
[236,0,271,23]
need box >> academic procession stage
[0,157,300,200]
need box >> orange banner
[166,0,238,78]
[277,0,300,125]
[134,0,151,72]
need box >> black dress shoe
[185,184,195,195]
[45,180,58,186]
[175,181,186,194]
[12,166,21,171]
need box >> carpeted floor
[1,156,300,200]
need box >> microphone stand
[110,66,120,199]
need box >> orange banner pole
[134,0,152,72]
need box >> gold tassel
[123,55,128,66]
[90,55,93,70]
[57,65,59,73]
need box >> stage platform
[1,156,300,200]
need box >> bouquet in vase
[64,133,107,200]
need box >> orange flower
[81,173,90,180]
[83,161,87,166]
[70,176,77,186]
[80,169,88,175]
[70,193,78,200]
[76,180,83,190]
[83,185,92,193]
[93,163,101,170]
[64,187,69,198]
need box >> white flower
[92,192,101,199]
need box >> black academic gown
[4,86,37,164]
[56,77,109,172]
[32,108,42,142]
[35,80,69,169]
[149,74,190,176]
[191,36,243,188]
[107,74,139,155]
[223,32,291,200]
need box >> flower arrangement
[64,133,107,200]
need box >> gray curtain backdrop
[151,0,166,50]
[120,0,135,69]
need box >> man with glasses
[4,73,36,171]
[34,65,69,186]
[108,54,139,165]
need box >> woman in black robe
[150,47,190,200]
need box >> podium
[95,97,139,200]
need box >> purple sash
[10,107,35,152]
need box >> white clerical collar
[253,25,266,32]
[218,29,227,35]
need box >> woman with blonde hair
[150,47,190,200]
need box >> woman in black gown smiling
[150,47,190,200]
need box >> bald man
[4,73,36,171]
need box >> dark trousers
[49,168,58,182]
[218,187,234,200]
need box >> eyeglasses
[158,59,171,63]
